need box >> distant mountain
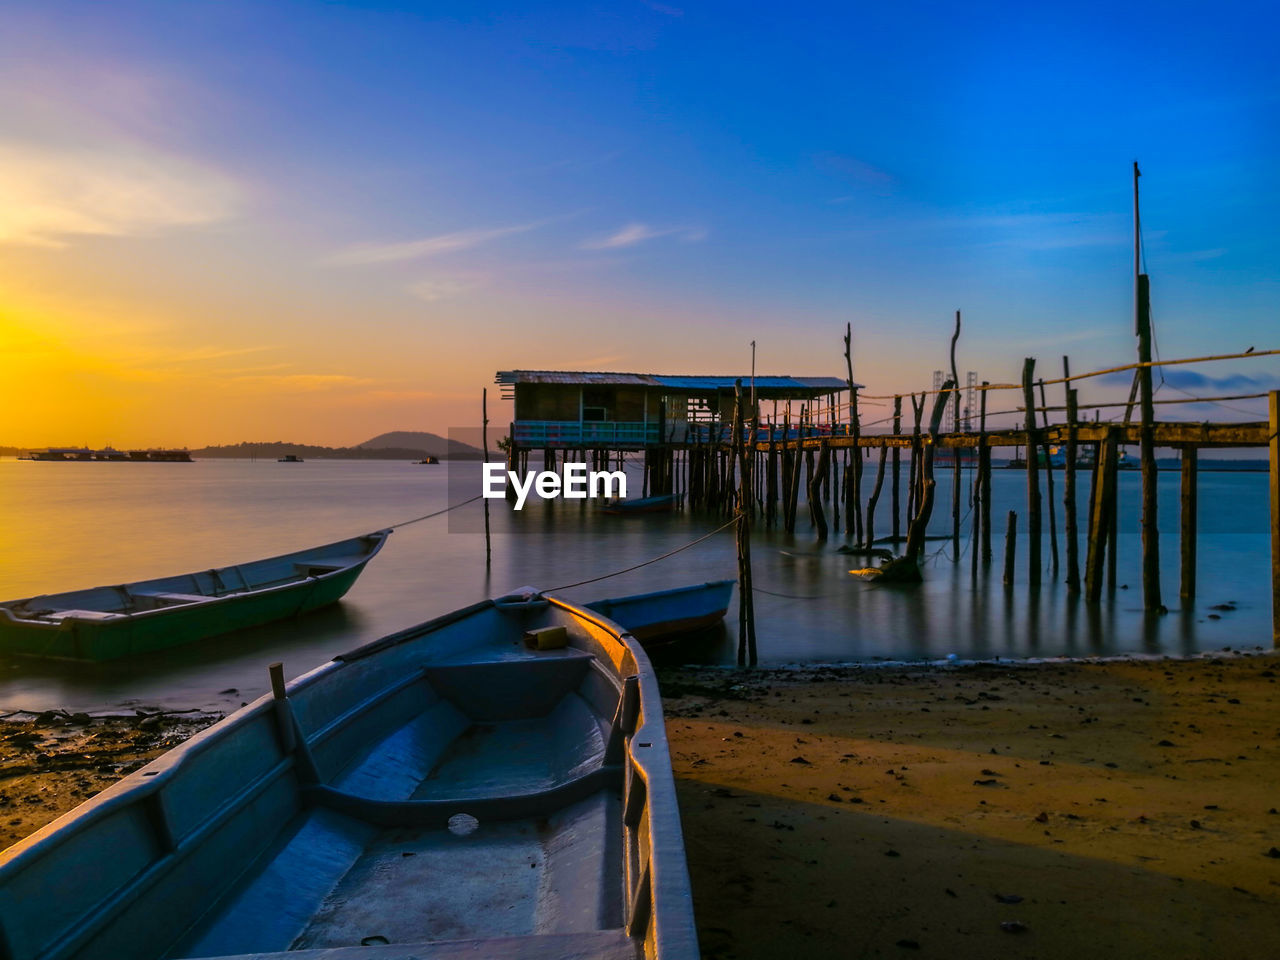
[356,431,486,460]
[191,433,486,461]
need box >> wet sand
[659,651,1280,959]
[2,654,1278,958]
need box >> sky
[0,0,1277,447]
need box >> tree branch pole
[903,381,954,567]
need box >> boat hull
[586,579,735,644]
[0,592,699,959]
[0,531,389,662]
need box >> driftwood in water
[870,382,953,583]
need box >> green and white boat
[0,530,391,661]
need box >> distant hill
[191,434,486,461]
[356,431,485,459]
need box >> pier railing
[512,420,661,448]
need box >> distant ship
[21,447,193,462]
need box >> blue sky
[1,1,1276,444]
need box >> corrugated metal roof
[496,370,856,391]
[496,370,657,386]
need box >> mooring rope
[386,494,484,530]
[544,518,738,592]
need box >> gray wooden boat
[0,589,699,960]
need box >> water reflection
[0,458,1270,711]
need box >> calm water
[0,457,1271,713]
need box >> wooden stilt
[1180,445,1198,603]
[1085,428,1118,601]
[1003,511,1018,586]
[979,382,992,564]
[892,396,903,543]
[865,445,888,549]
[809,440,831,541]
[1038,379,1059,576]
[1022,359,1042,587]
[482,390,492,569]
[1064,387,1080,592]
[1271,391,1280,645]
[950,310,962,554]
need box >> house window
[582,406,607,422]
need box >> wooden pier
[495,357,1280,644]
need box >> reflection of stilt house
[495,369,850,496]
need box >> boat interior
[0,597,670,960]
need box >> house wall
[514,385,662,422]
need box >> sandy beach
[660,651,1280,959]
[2,652,1278,958]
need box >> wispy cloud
[640,0,684,16]
[226,373,374,392]
[814,153,896,190]
[406,276,484,302]
[581,222,706,250]
[0,141,240,247]
[329,223,539,265]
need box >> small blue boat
[587,579,736,644]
